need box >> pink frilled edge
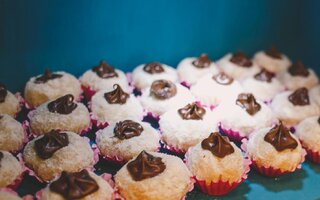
[0,188,33,200]
[300,141,320,164]
[220,123,246,143]
[241,138,307,177]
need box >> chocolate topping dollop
[150,80,177,100]
[288,61,310,77]
[265,47,282,59]
[143,62,164,74]
[192,53,212,68]
[201,132,234,158]
[212,72,234,85]
[50,170,99,199]
[236,93,261,115]
[230,52,253,67]
[0,83,7,103]
[254,69,274,82]
[34,69,63,84]
[288,87,310,106]
[104,84,129,104]
[47,94,78,115]
[92,61,118,78]
[34,130,69,159]
[178,103,206,120]
[264,122,298,151]
[114,120,144,140]
[127,151,166,181]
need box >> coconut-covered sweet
[0,83,21,117]
[0,151,23,188]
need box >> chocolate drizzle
[143,62,164,74]
[34,69,63,84]
[264,122,298,151]
[288,61,310,77]
[114,120,144,140]
[92,61,118,78]
[230,52,253,67]
[254,69,274,82]
[127,151,166,181]
[178,103,206,120]
[47,94,78,115]
[201,132,234,158]
[236,93,261,115]
[192,53,212,68]
[212,72,234,85]
[265,47,282,59]
[288,87,310,106]
[150,80,177,100]
[0,152,3,167]
[50,170,99,199]
[34,130,69,159]
[104,84,129,104]
[0,83,7,103]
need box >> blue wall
[0,0,319,91]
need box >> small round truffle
[296,116,320,153]
[24,70,81,108]
[0,151,23,188]
[0,83,21,117]
[0,191,23,200]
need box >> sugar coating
[96,121,160,162]
[40,172,113,200]
[159,107,218,152]
[24,71,81,107]
[216,53,260,80]
[0,114,24,152]
[241,76,285,101]
[23,132,94,182]
[190,74,243,106]
[140,83,195,116]
[310,85,320,106]
[0,151,23,187]
[296,116,320,152]
[0,91,20,117]
[271,91,320,126]
[186,142,244,183]
[80,69,129,92]
[253,51,291,74]
[177,57,219,85]
[115,152,192,200]
[247,127,304,172]
[30,101,90,135]
[0,192,22,200]
[91,90,143,124]
[279,69,318,90]
[132,64,178,90]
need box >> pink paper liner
[161,141,186,155]
[90,113,110,129]
[82,85,97,101]
[180,81,191,88]
[303,146,320,164]
[220,125,245,142]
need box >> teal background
[0,0,319,91]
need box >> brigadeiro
[0,151,24,189]
[0,83,21,117]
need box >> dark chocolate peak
[201,132,234,158]
[212,72,234,85]
[104,84,129,104]
[34,69,63,84]
[230,52,253,67]
[236,93,261,115]
[92,61,118,78]
[288,87,310,106]
[47,94,78,115]
[254,69,275,82]
[143,62,164,74]
[0,83,7,103]
[265,47,282,59]
[114,120,144,140]
[127,151,166,181]
[288,61,310,77]
[35,130,69,159]
[178,103,206,120]
[264,122,298,151]
[192,53,212,68]
[150,80,177,100]
[0,151,3,167]
[50,170,99,199]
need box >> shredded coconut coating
[0,91,20,117]
[0,114,24,152]
[253,51,291,74]
[279,69,318,91]
[296,116,320,152]
[0,151,23,187]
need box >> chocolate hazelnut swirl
[34,130,69,159]
[288,61,310,77]
[236,93,261,115]
[50,170,99,199]
[114,120,144,140]
[264,122,298,151]
[104,84,129,104]
[212,72,234,85]
[34,69,63,84]
[0,83,7,103]
[92,61,118,78]
[178,103,206,120]
[127,151,166,181]
[47,94,78,115]
[201,132,234,158]
[230,52,253,67]
[254,69,274,82]
[265,47,282,59]
[288,87,310,106]
[192,53,212,68]
[143,62,164,74]
[150,80,177,100]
